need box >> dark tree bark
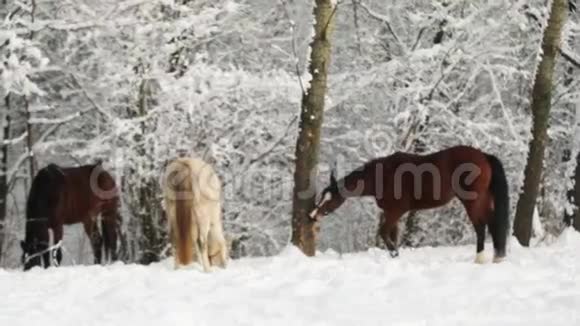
[513,0,568,246]
[0,95,11,262]
[24,98,36,179]
[132,78,164,264]
[564,153,580,230]
[574,154,580,231]
[291,0,336,256]
[562,19,578,230]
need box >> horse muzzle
[309,208,322,221]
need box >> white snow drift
[1,230,580,326]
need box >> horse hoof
[389,250,399,258]
[474,252,487,264]
[492,255,505,264]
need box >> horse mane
[25,165,64,237]
[333,160,378,197]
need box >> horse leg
[462,199,488,264]
[378,210,402,258]
[100,219,109,263]
[84,219,103,265]
[168,221,180,269]
[39,227,51,268]
[101,217,118,263]
[208,224,228,268]
[194,208,211,272]
[207,201,227,268]
[93,228,103,265]
[52,224,64,266]
[197,230,211,272]
[473,223,487,264]
[193,231,210,272]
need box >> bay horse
[21,162,121,270]
[163,157,228,271]
[310,145,509,264]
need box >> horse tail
[101,210,120,262]
[168,160,194,266]
[485,154,509,260]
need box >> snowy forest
[1,0,580,269]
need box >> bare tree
[291,0,337,256]
[513,0,568,246]
[564,152,580,230]
[0,95,10,261]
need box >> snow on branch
[357,1,405,53]
[1,132,27,146]
[29,112,82,125]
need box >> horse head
[309,168,346,221]
[20,238,48,271]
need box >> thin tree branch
[321,0,341,41]
[352,0,362,55]
[249,115,298,165]
[411,27,427,51]
[4,108,94,185]
[1,132,27,146]
[358,1,404,52]
[560,47,580,69]
[281,0,306,97]
[68,73,114,121]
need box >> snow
[532,205,545,239]
[2,232,580,326]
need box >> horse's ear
[94,159,103,167]
[330,167,337,188]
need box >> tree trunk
[566,153,580,230]
[291,0,336,256]
[0,95,11,262]
[513,0,568,246]
[563,1,579,231]
[25,1,37,180]
[572,153,580,231]
[24,98,36,179]
[133,78,163,264]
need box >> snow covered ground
[2,230,580,326]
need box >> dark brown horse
[21,162,121,270]
[310,145,509,263]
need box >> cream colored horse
[163,157,228,271]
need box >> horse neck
[339,162,376,198]
[25,217,49,243]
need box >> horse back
[182,158,222,206]
[56,165,118,225]
[378,146,491,210]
